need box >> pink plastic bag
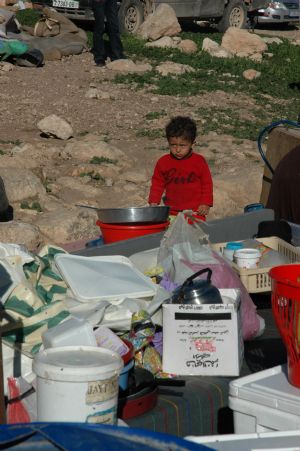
[182,251,260,340]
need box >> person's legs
[91,0,106,65]
[104,0,125,60]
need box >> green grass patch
[20,201,43,212]
[136,128,163,139]
[117,33,300,140]
[0,138,22,145]
[145,110,167,120]
[89,156,117,165]
[197,106,270,140]
[79,171,105,182]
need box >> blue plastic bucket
[119,359,134,391]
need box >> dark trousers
[92,0,124,64]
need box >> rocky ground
[0,24,298,250]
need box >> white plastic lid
[33,346,123,382]
[54,254,157,302]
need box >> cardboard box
[162,289,243,376]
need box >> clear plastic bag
[157,213,218,285]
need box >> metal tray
[76,205,170,224]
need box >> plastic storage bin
[229,365,300,433]
[212,237,300,293]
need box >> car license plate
[52,0,79,8]
[289,11,299,17]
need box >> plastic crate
[212,237,300,293]
[228,365,300,434]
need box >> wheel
[217,0,247,32]
[118,0,144,34]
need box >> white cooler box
[229,364,300,433]
[162,289,244,376]
[186,430,300,450]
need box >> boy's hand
[197,205,210,216]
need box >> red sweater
[148,152,213,213]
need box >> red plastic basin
[96,220,169,244]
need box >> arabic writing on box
[186,353,219,368]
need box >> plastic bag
[157,214,261,340]
[182,252,261,340]
[157,213,218,285]
[7,377,36,423]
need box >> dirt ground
[0,24,299,219]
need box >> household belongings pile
[0,213,290,422]
[0,7,88,64]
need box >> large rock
[33,208,99,244]
[222,28,267,56]
[202,38,233,58]
[54,176,103,203]
[106,59,152,73]
[137,4,181,41]
[156,61,195,76]
[37,114,73,140]
[1,168,45,203]
[0,221,41,250]
[243,69,261,80]
[61,135,126,163]
[212,170,263,219]
[146,36,178,49]
[178,39,197,54]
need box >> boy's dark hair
[165,116,197,142]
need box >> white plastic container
[223,242,243,262]
[229,364,300,433]
[42,318,97,349]
[186,430,300,450]
[234,248,261,269]
[33,346,123,425]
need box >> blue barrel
[0,423,214,450]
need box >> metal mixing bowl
[77,205,170,224]
[97,206,170,223]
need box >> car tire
[118,0,144,34]
[217,0,247,32]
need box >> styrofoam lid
[54,254,157,302]
[33,346,123,382]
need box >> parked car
[32,0,269,33]
[255,0,300,24]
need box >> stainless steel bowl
[76,205,170,224]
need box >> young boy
[148,116,213,220]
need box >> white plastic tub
[229,365,300,433]
[33,346,123,425]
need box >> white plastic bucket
[33,346,123,425]
[234,248,261,269]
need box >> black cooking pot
[171,268,223,305]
